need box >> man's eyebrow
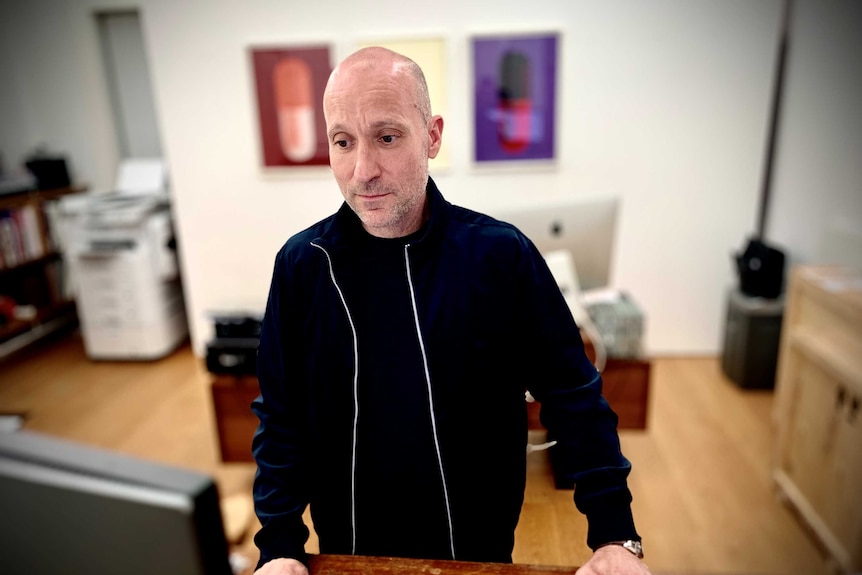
[369,120,409,132]
[328,120,410,139]
[327,124,348,139]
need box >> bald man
[251,47,649,575]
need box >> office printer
[61,159,188,360]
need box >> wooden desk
[234,552,722,575]
[309,554,575,574]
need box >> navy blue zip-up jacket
[251,178,639,568]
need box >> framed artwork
[250,46,332,167]
[356,37,449,170]
[471,33,558,163]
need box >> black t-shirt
[350,228,451,559]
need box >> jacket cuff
[253,522,310,570]
[585,500,640,550]
[256,550,310,571]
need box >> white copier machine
[61,159,188,360]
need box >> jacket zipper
[311,242,361,555]
[404,244,456,560]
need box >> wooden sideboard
[211,374,260,463]
[527,335,651,429]
[212,333,649,468]
[772,265,862,573]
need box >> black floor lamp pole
[757,0,792,239]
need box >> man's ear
[427,115,444,159]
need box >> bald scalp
[325,47,432,124]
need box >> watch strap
[596,539,644,559]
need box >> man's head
[323,47,443,238]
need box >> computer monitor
[0,430,232,575]
[489,195,620,291]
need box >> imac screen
[490,195,619,291]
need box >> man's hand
[254,557,309,575]
[575,544,651,574]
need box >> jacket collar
[314,177,447,254]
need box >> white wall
[0,0,121,191]
[97,11,164,158]
[9,0,852,358]
[142,0,783,356]
[767,0,862,268]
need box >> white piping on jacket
[311,242,361,555]
[404,244,456,560]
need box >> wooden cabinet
[773,265,862,573]
[0,186,85,360]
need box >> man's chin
[358,213,394,232]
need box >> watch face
[623,540,644,558]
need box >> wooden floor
[0,332,830,574]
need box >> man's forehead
[328,67,404,95]
[325,76,414,115]
[325,96,413,132]
[337,50,403,75]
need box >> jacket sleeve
[251,247,311,568]
[518,240,641,549]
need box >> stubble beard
[348,167,428,237]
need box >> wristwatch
[598,539,644,559]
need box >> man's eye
[334,140,349,148]
[380,135,397,144]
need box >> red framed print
[251,46,332,167]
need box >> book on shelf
[0,213,20,268]
[0,203,48,270]
[17,203,46,260]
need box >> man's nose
[353,142,381,182]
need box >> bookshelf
[0,185,86,360]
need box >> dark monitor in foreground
[0,430,232,575]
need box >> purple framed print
[472,33,558,162]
